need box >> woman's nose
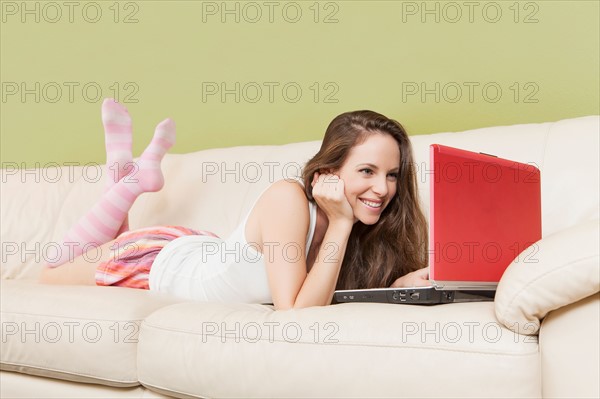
[372,176,389,197]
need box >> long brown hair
[301,110,428,290]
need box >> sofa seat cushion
[138,301,541,398]
[0,370,175,399]
[0,279,185,387]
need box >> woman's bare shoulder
[261,179,309,209]
[246,179,311,250]
[255,179,311,228]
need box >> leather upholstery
[1,116,598,398]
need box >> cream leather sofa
[1,116,599,399]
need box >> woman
[40,99,430,310]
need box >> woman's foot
[132,118,176,192]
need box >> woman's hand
[390,267,432,288]
[311,172,354,225]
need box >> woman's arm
[293,172,355,308]
[259,177,353,310]
[291,219,352,309]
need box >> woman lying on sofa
[39,99,431,310]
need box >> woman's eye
[360,168,373,175]
[388,173,399,180]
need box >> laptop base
[333,287,495,306]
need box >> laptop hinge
[432,281,498,291]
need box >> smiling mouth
[359,198,383,209]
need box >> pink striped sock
[46,118,176,268]
[102,98,133,190]
[102,98,133,234]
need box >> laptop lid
[429,144,541,289]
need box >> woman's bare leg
[39,239,118,285]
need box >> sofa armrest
[539,293,599,399]
[495,219,599,335]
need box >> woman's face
[335,132,400,225]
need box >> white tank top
[148,178,317,304]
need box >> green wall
[1,0,599,167]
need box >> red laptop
[429,144,541,288]
[334,144,542,305]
